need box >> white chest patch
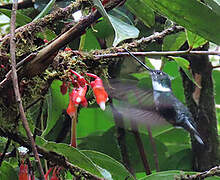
[152,81,171,92]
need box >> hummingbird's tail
[184,120,204,145]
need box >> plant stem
[9,1,45,179]
[130,120,151,175]
[71,114,78,148]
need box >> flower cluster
[60,70,108,118]
[19,160,61,180]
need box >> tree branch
[9,1,45,179]
[180,165,220,179]
[91,50,220,60]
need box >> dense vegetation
[0,0,219,179]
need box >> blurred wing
[111,102,168,127]
[106,79,154,107]
[105,79,168,128]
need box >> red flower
[86,73,108,110]
[19,161,29,180]
[67,89,78,118]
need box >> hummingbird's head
[150,70,172,92]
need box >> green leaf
[170,56,201,88]
[163,149,193,170]
[163,61,185,103]
[155,128,190,156]
[0,161,18,180]
[82,29,101,51]
[0,9,32,26]
[82,150,135,180]
[204,0,220,16]
[77,107,114,138]
[186,30,207,49]
[126,0,155,27]
[36,28,57,41]
[93,17,114,39]
[36,136,103,178]
[78,127,122,161]
[33,0,56,21]
[109,14,139,46]
[144,0,220,45]
[42,80,69,136]
[213,70,220,104]
[92,0,139,46]
[162,31,186,51]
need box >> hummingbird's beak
[124,49,154,73]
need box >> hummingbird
[117,49,204,144]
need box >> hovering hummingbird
[110,49,204,144]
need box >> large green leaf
[0,161,18,180]
[162,31,186,51]
[185,30,207,49]
[163,149,193,171]
[144,0,220,45]
[126,0,155,27]
[204,0,220,16]
[170,57,201,88]
[77,107,114,138]
[36,136,103,178]
[82,150,134,180]
[42,80,69,136]
[155,128,190,156]
[0,9,32,26]
[78,127,122,161]
[92,0,139,46]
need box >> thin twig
[130,120,152,175]
[9,1,45,179]
[180,165,220,179]
[92,50,220,60]
[0,138,11,166]
[212,65,220,69]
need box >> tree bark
[181,45,219,171]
